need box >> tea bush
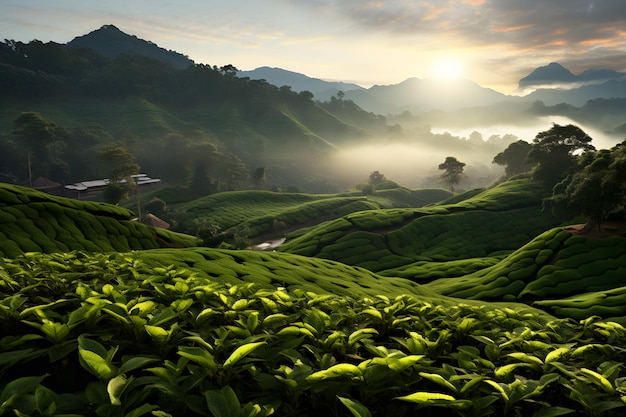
[1,250,625,416]
[0,183,197,257]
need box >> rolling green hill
[277,178,562,278]
[2,179,626,415]
[0,183,197,257]
[171,187,452,243]
[425,226,626,321]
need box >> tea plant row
[1,250,625,416]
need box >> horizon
[2,1,626,95]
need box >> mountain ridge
[66,24,194,69]
[56,25,626,114]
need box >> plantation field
[425,227,626,321]
[172,187,452,241]
[278,178,562,277]
[2,250,626,416]
[0,183,197,257]
[1,180,626,415]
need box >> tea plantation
[1,181,626,416]
[0,184,197,257]
[171,187,452,240]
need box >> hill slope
[0,183,197,257]
[66,24,194,69]
[278,178,562,277]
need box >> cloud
[283,1,626,52]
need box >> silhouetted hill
[237,66,364,101]
[518,62,626,91]
[525,79,626,106]
[344,77,509,114]
[66,24,194,69]
[518,62,576,89]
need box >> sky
[2,0,626,94]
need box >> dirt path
[564,221,626,238]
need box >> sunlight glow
[431,57,464,79]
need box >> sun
[431,57,464,80]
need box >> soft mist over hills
[1,24,626,191]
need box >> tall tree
[548,142,626,229]
[12,112,68,185]
[492,140,532,178]
[438,156,466,192]
[526,124,595,190]
[99,144,140,206]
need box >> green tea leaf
[494,363,533,379]
[223,341,265,368]
[107,374,128,405]
[484,380,509,402]
[306,364,362,382]
[533,406,576,417]
[338,396,372,417]
[580,368,614,394]
[544,347,570,364]
[0,374,47,410]
[40,320,70,343]
[118,356,159,374]
[419,372,457,393]
[178,346,217,371]
[395,391,456,403]
[204,385,241,417]
[79,349,115,380]
[388,355,425,372]
[507,352,543,366]
[145,325,169,341]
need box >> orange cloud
[492,24,534,33]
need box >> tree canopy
[526,124,595,190]
[438,156,466,192]
[492,140,532,178]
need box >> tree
[252,166,267,190]
[438,156,466,192]
[492,140,533,178]
[526,124,595,190]
[547,142,626,229]
[368,170,386,187]
[12,112,69,185]
[98,144,140,205]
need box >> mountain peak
[518,62,576,88]
[66,24,194,69]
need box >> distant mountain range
[518,62,626,90]
[240,63,626,114]
[28,25,626,116]
[237,67,364,101]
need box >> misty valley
[1,25,626,417]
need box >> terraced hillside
[425,226,626,321]
[0,183,197,257]
[278,178,563,278]
[2,181,626,416]
[172,187,452,242]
